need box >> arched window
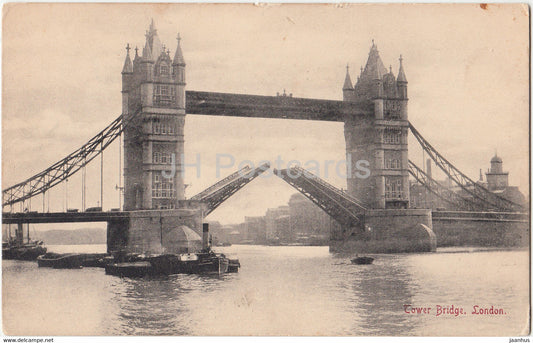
[160,63,169,76]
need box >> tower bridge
[2,21,528,254]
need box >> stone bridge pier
[107,201,206,254]
[330,209,436,254]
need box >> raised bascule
[2,21,528,254]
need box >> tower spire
[343,64,353,90]
[397,55,407,82]
[122,43,133,73]
[173,32,186,65]
[362,40,387,80]
[144,19,162,59]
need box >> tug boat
[3,222,47,261]
[2,240,47,261]
[104,223,239,278]
[105,251,232,277]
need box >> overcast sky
[2,3,529,227]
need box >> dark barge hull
[105,261,153,277]
[105,253,232,278]
[37,253,110,269]
[37,253,83,269]
[3,244,47,261]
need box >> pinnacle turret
[142,40,153,61]
[397,55,407,82]
[173,33,186,65]
[122,43,133,74]
[343,65,353,90]
[133,46,140,63]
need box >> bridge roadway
[2,209,527,225]
[2,211,130,224]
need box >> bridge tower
[343,42,409,209]
[122,20,186,210]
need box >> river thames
[2,245,529,336]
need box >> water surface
[2,244,529,336]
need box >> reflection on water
[2,245,529,336]
[345,255,418,335]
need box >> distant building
[229,194,336,245]
[409,159,451,209]
[410,182,449,209]
[221,193,342,245]
[485,154,508,191]
[410,155,526,210]
[265,206,289,241]
[223,223,247,244]
[275,215,291,243]
[245,216,266,244]
[288,193,330,244]
[484,154,526,206]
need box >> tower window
[385,178,403,199]
[153,121,175,135]
[385,159,401,169]
[383,128,401,144]
[160,63,169,76]
[153,84,175,107]
[152,174,174,199]
[384,100,401,119]
[153,151,173,164]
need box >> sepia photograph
[1,3,530,339]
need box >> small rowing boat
[351,256,374,265]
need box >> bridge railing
[192,163,270,216]
[287,165,367,211]
[274,166,366,229]
[190,165,252,200]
